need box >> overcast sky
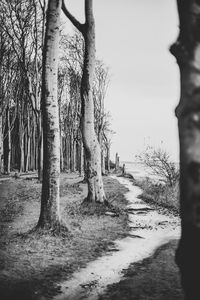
[62,0,180,162]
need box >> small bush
[136,146,179,187]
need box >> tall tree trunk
[6,106,11,174]
[37,114,43,181]
[170,1,200,298]
[19,115,24,173]
[106,144,110,173]
[25,108,30,172]
[60,135,64,172]
[37,0,63,231]
[4,105,11,174]
[73,139,76,172]
[30,119,35,171]
[62,0,106,203]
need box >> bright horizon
[62,0,180,163]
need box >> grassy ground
[99,240,184,300]
[0,173,129,300]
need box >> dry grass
[0,173,129,300]
[133,177,180,215]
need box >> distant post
[115,152,119,171]
[122,163,126,175]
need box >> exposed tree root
[15,221,70,239]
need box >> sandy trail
[53,176,180,300]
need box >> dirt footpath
[99,240,184,300]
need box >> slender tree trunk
[106,145,110,173]
[62,0,106,203]
[25,108,30,172]
[73,139,76,172]
[7,106,11,174]
[66,138,70,170]
[30,120,35,171]
[81,4,106,202]
[37,114,43,181]
[4,105,11,174]
[37,0,63,231]
[170,1,200,298]
[60,135,64,172]
[20,134,24,173]
[19,115,24,173]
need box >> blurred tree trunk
[170,0,200,298]
[62,0,106,203]
[37,0,63,231]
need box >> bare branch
[62,0,85,33]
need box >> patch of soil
[99,240,184,300]
[0,173,129,300]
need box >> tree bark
[170,1,200,298]
[62,0,106,203]
[37,0,63,230]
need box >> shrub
[136,146,179,187]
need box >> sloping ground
[0,173,129,300]
[99,240,184,300]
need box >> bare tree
[136,146,179,186]
[62,0,106,203]
[170,0,200,298]
[37,0,63,231]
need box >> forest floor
[0,172,183,300]
[0,173,129,300]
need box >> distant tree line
[0,0,113,180]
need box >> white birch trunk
[37,0,62,230]
[80,0,106,202]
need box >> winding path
[53,176,180,300]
